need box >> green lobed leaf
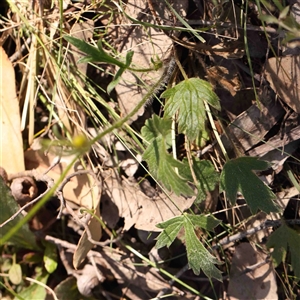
[156,216,184,249]
[181,158,219,203]
[162,78,220,142]
[186,214,221,232]
[220,157,278,214]
[156,214,222,280]
[141,115,194,196]
[141,114,172,144]
[267,223,300,280]
[184,217,222,280]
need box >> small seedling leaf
[267,223,300,280]
[43,241,58,274]
[65,36,126,68]
[107,67,126,94]
[220,157,278,213]
[14,268,49,300]
[162,78,220,141]
[9,263,22,285]
[141,115,194,196]
[156,214,222,280]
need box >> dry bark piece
[265,55,300,113]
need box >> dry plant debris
[1,0,300,299]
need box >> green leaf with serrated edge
[220,157,278,214]
[156,215,183,229]
[181,158,219,203]
[267,223,300,280]
[155,214,222,280]
[187,215,221,232]
[156,216,183,249]
[184,217,222,280]
[64,36,126,68]
[141,114,172,144]
[162,78,220,142]
[142,116,193,196]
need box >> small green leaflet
[141,115,194,196]
[220,157,278,213]
[267,223,300,280]
[162,78,220,142]
[64,36,134,93]
[64,36,129,67]
[156,213,222,280]
[181,158,219,203]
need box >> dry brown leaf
[265,55,300,113]
[73,200,101,269]
[96,248,182,295]
[25,147,102,268]
[113,0,188,122]
[25,148,99,207]
[101,170,195,231]
[227,243,278,300]
[0,46,25,173]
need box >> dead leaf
[227,243,278,300]
[113,0,188,122]
[101,170,195,231]
[265,55,300,113]
[0,46,25,173]
[95,248,182,296]
[25,147,98,207]
[25,147,102,268]
[73,199,101,269]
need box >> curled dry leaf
[101,170,195,231]
[10,176,38,204]
[75,264,102,297]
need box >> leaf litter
[1,0,300,298]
